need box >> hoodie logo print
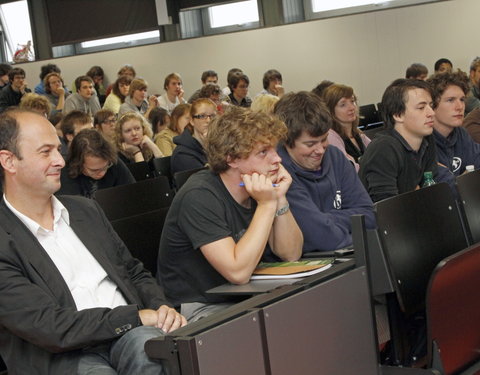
[452,157,462,173]
[333,190,342,210]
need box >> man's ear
[393,112,404,124]
[226,154,238,169]
[0,150,16,175]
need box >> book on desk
[251,259,334,279]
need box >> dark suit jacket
[0,195,169,374]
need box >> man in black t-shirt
[157,107,303,321]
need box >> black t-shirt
[158,169,264,306]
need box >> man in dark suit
[0,109,186,374]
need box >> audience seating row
[359,170,480,373]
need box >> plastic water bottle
[422,171,436,187]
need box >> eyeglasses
[84,162,113,175]
[103,119,116,125]
[192,114,216,120]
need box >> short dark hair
[312,80,334,98]
[199,83,221,99]
[262,69,282,90]
[0,109,29,180]
[39,63,60,80]
[470,57,480,73]
[405,63,428,79]
[118,64,136,77]
[8,68,25,82]
[380,79,432,128]
[74,76,93,92]
[148,107,170,134]
[434,58,453,72]
[61,110,92,137]
[201,70,218,83]
[86,66,104,79]
[226,68,242,84]
[0,63,12,76]
[426,71,470,109]
[274,91,333,148]
[228,72,249,90]
[94,109,115,128]
[66,129,117,179]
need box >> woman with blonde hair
[323,84,370,171]
[115,112,163,164]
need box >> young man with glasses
[0,67,31,113]
[58,129,135,198]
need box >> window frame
[303,0,447,21]
[200,0,262,36]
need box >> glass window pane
[208,0,259,29]
[311,0,378,12]
[0,0,34,61]
[80,31,160,48]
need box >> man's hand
[274,84,285,98]
[241,173,277,208]
[139,306,187,333]
[148,95,158,108]
[53,86,65,96]
[272,164,292,202]
[178,88,185,102]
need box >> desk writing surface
[206,258,354,296]
[206,278,301,295]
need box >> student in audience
[58,129,135,197]
[198,83,227,114]
[0,63,11,89]
[274,91,375,252]
[434,58,453,74]
[43,72,70,115]
[0,67,31,113]
[115,112,163,164]
[323,84,371,171]
[228,72,252,108]
[86,66,107,105]
[428,71,480,175]
[188,70,219,103]
[105,64,136,97]
[19,93,51,117]
[312,80,334,98]
[34,63,62,95]
[359,79,440,202]
[60,110,94,154]
[158,73,186,114]
[0,109,185,374]
[149,107,170,145]
[405,63,428,80]
[257,69,284,98]
[158,106,302,320]
[463,107,480,143]
[171,99,215,174]
[93,109,116,144]
[118,78,157,118]
[465,57,480,114]
[251,94,279,114]
[64,76,101,116]
[154,103,191,156]
[103,75,132,114]
[222,67,242,96]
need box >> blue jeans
[77,326,165,375]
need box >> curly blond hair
[206,106,287,174]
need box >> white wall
[16,0,476,105]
